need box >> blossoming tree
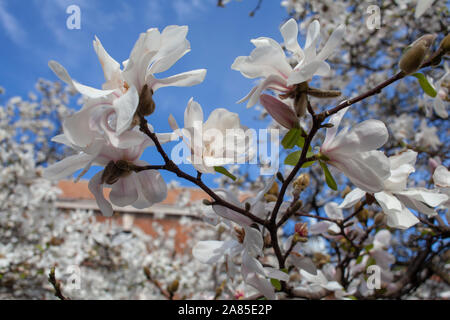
[2,0,450,299]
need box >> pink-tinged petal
[109,175,138,207]
[339,188,366,208]
[88,171,113,217]
[246,74,288,108]
[184,97,204,130]
[43,153,93,180]
[280,19,303,57]
[114,86,139,136]
[245,273,276,300]
[385,206,419,230]
[260,94,298,129]
[93,36,121,82]
[322,107,349,150]
[324,202,344,220]
[316,24,346,62]
[48,61,114,98]
[135,169,168,207]
[148,69,207,92]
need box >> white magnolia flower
[193,224,287,299]
[309,202,344,235]
[424,64,449,119]
[415,119,441,151]
[320,107,391,193]
[48,25,206,145]
[340,150,448,229]
[169,98,254,173]
[433,165,450,209]
[395,0,434,18]
[43,132,170,217]
[231,18,345,117]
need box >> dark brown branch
[48,266,70,300]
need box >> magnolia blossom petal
[316,24,346,61]
[135,169,168,208]
[148,69,207,91]
[395,189,448,216]
[383,150,417,191]
[280,18,303,57]
[433,98,448,119]
[192,240,227,264]
[324,202,344,220]
[93,36,121,83]
[114,86,140,136]
[88,171,113,217]
[48,60,114,98]
[109,175,139,207]
[243,226,263,257]
[322,107,348,149]
[385,206,419,229]
[415,0,434,18]
[339,188,366,208]
[287,60,329,86]
[43,153,93,180]
[433,165,450,188]
[374,191,403,214]
[184,97,204,131]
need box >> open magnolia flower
[423,63,449,119]
[169,98,254,173]
[48,25,206,147]
[232,18,345,119]
[43,131,170,217]
[340,150,448,229]
[433,165,450,209]
[320,107,391,193]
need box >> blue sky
[0,0,291,187]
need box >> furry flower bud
[399,34,437,74]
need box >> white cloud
[0,0,27,45]
[172,0,214,21]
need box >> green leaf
[366,257,376,268]
[411,73,437,98]
[356,255,364,265]
[364,244,374,252]
[282,128,303,149]
[214,166,236,181]
[284,150,316,167]
[347,295,358,300]
[319,161,337,190]
[270,278,282,291]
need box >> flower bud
[295,222,308,236]
[341,186,351,198]
[399,34,437,74]
[260,94,299,129]
[439,34,450,53]
[293,173,310,193]
[374,212,385,225]
[167,279,179,294]
[267,181,279,197]
[234,226,246,243]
